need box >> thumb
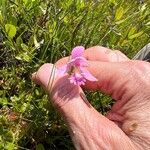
[31,63,82,108]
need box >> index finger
[55,46,129,67]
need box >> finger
[84,60,136,101]
[84,46,129,62]
[55,46,129,67]
[32,63,57,90]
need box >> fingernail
[31,72,37,80]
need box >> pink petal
[69,73,86,86]
[80,68,98,81]
[68,57,88,67]
[57,64,67,76]
[71,46,85,59]
[69,76,77,85]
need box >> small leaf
[4,131,14,142]
[15,52,31,62]
[16,36,23,47]
[28,35,34,47]
[23,0,28,4]
[9,16,17,26]
[140,4,146,12]
[0,97,8,105]
[115,18,126,25]
[20,103,27,112]
[121,40,129,46]
[34,35,40,48]
[109,0,117,5]
[77,0,85,9]
[22,53,31,62]
[35,89,40,96]
[36,144,45,150]
[146,22,150,25]
[129,31,144,39]
[128,27,136,38]
[21,43,28,51]
[115,7,124,21]
[5,24,16,38]
[0,11,3,22]
[5,143,15,150]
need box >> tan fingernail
[31,72,37,80]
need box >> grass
[0,0,150,149]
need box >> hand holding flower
[32,46,150,150]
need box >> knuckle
[127,61,150,81]
[133,61,150,73]
[114,50,129,60]
[114,50,124,55]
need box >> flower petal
[57,64,67,76]
[68,57,88,67]
[71,46,85,59]
[69,73,86,86]
[80,68,98,81]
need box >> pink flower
[57,46,98,86]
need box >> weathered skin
[32,46,150,150]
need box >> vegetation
[0,0,150,149]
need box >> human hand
[32,46,150,150]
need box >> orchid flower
[57,46,98,86]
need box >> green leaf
[36,144,45,150]
[35,89,40,96]
[16,36,23,47]
[5,24,17,38]
[0,97,8,105]
[34,35,40,48]
[77,0,85,9]
[0,0,6,7]
[115,7,124,21]
[23,0,28,5]
[128,27,136,38]
[146,22,150,25]
[4,131,14,142]
[15,52,31,62]
[140,4,146,12]
[0,11,3,22]
[128,31,144,39]
[21,43,29,51]
[115,18,126,25]
[109,0,117,5]
[28,35,34,47]
[9,16,17,26]
[22,52,31,62]
[5,143,15,150]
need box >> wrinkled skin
[32,46,150,150]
